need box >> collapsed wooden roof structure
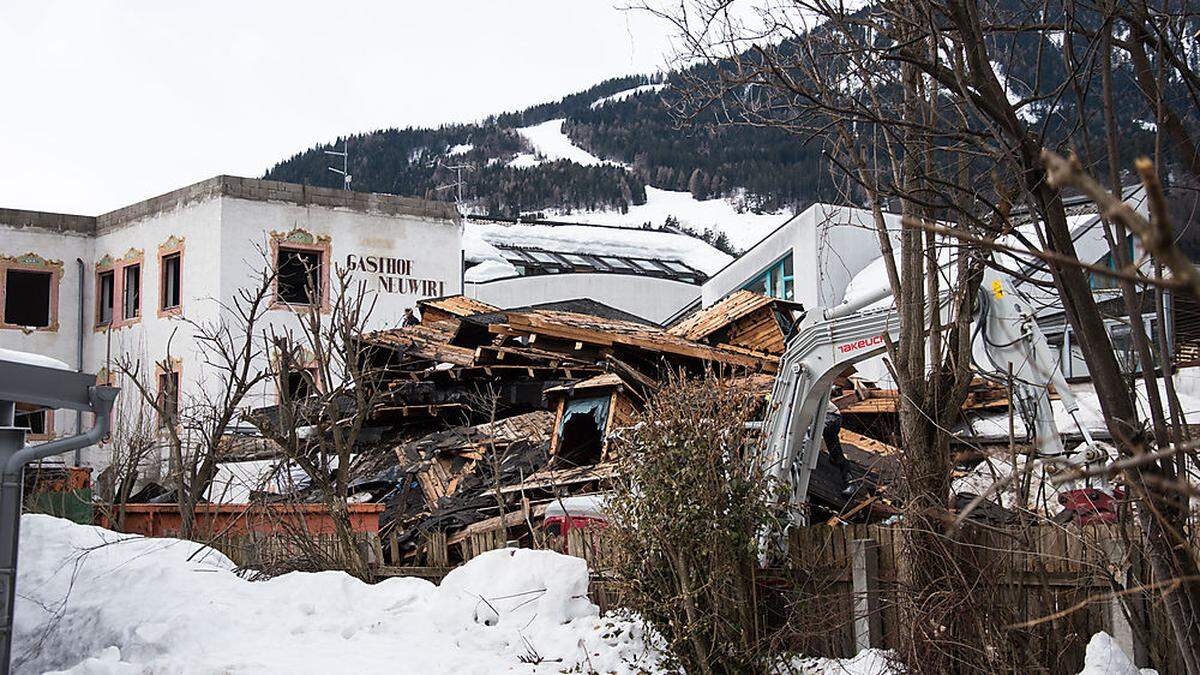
[239,292,1030,565]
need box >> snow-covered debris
[962,375,1200,440]
[467,219,733,275]
[15,515,666,675]
[1078,632,1157,675]
[512,118,616,168]
[0,346,70,370]
[590,83,667,109]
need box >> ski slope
[506,119,791,252]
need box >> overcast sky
[0,1,678,215]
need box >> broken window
[157,370,180,429]
[122,263,141,320]
[97,270,114,326]
[15,409,47,436]
[4,269,52,328]
[555,396,610,466]
[283,367,318,400]
[277,248,322,305]
[161,252,181,311]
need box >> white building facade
[0,176,462,470]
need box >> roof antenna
[324,140,351,190]
[435,160,474,206]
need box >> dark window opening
[284,368,317,400]
[122,264,141,320]
[4,270,51,327]
[157,371,180,429]
[15,410,47,435]
[544,521,562,537]
[556,397,609,467]
[161,253,181,310]
[558,414,604,466]
[98,271,114,326]
[277,248,322,305]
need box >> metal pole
[0,424,25,675]
[0,385,116,674]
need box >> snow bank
[0,346,70,370]
[15,515,665,674]
[1078,632,1157,675]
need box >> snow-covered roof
[0,347,69,370]
[465,218,732,276]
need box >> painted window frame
[96,249,144,330]
[274,344,322,403]
[0,252,62,332]
[740,252,795,301]
[270,228,331,312]
[158,236,185,317]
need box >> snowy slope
[14,515,666,675]
[507,119,790,252]
[590,83,667,109]
[551,186,788,253]
[510,118,616,168]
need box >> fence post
[851,538,882,652]
[1101,537,1146,667]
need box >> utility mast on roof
[436,161,474,206]
[324,140,351,191]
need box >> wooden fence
[384,520,1179,672]
[785,522,1180,673]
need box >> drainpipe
[74,258,85,466]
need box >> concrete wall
[465,273,699,325]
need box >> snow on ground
[551,186,788,253]
[510,119,615,168]
[15,515,665,675]
[447,143,474,156]
[590,83,667,109]
[791,648,900,674]
[0,346,70,370]
[788,633,1154,674]
[468,218,732,275]
[1078,632,1158,675]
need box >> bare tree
[116,266,275,539]
[638,0,1200,668]
[251,267,387,579]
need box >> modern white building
[0,176,462,471]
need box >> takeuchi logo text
[838,335,885,354]
[345,254,446,297]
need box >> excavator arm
[759,269,1098,550]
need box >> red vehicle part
[1059,486,1124,525]
[542,515,608,552]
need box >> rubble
[236,291,1068,567]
